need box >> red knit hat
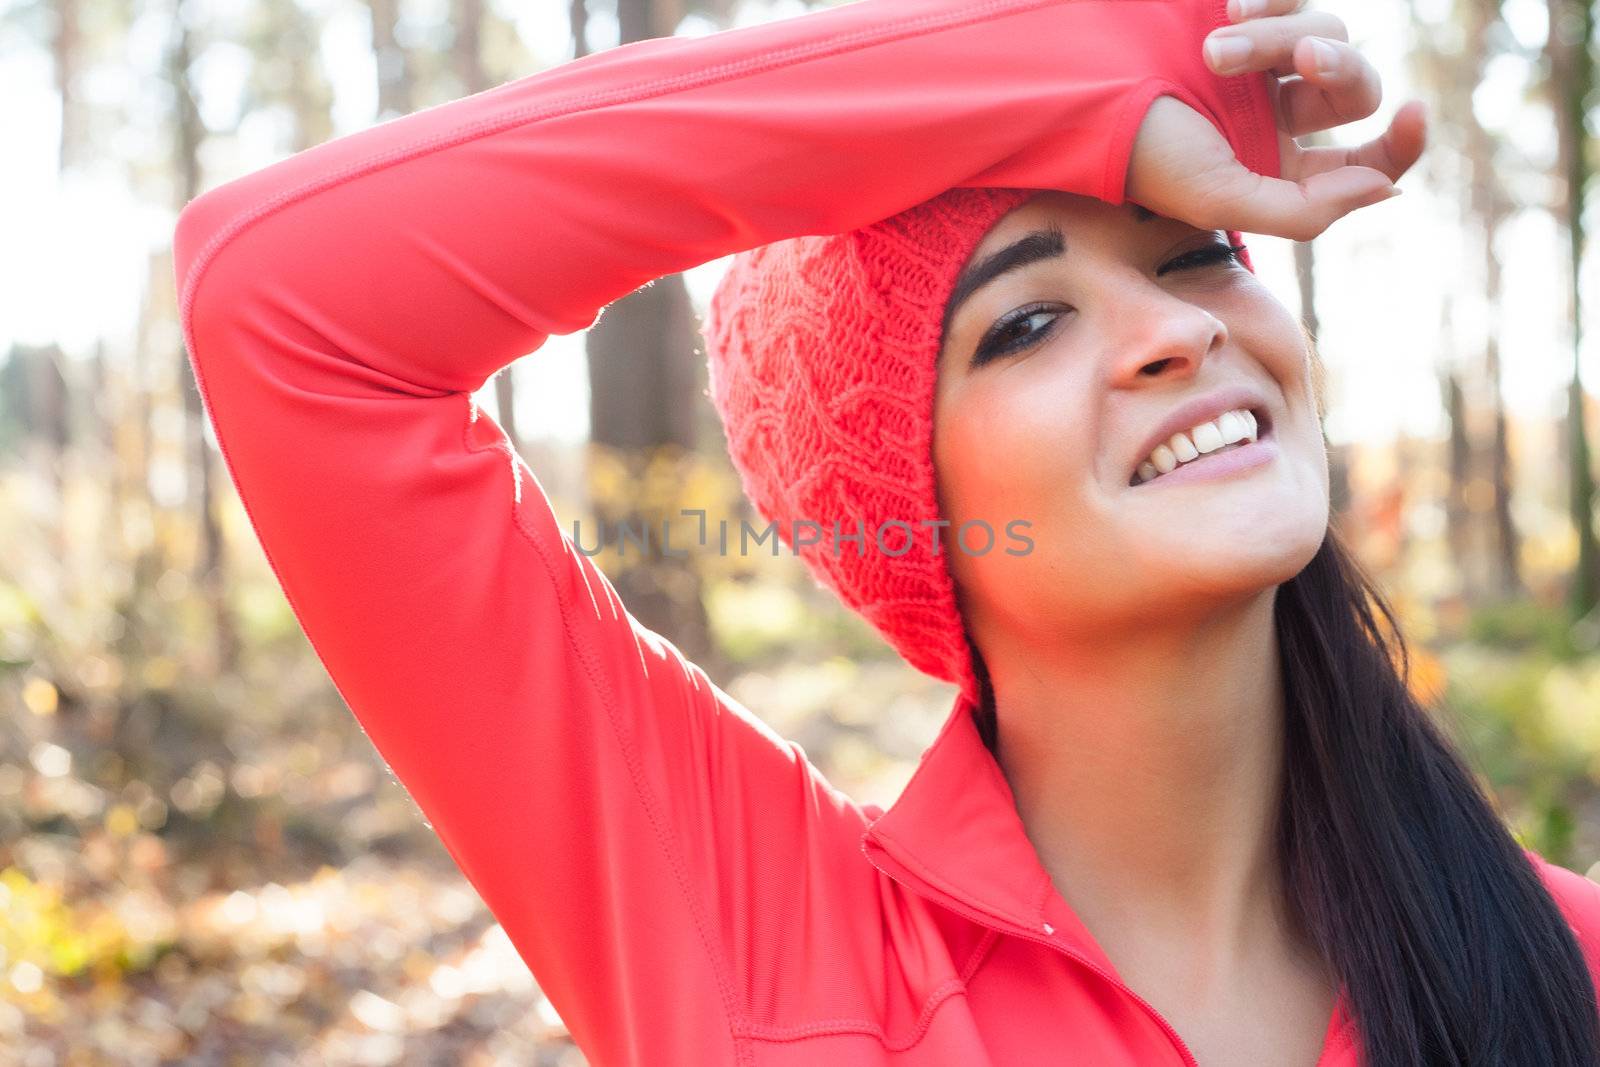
[702,186,1254,707]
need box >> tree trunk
[1460,0,1522,600]
[1442,365,1474,596]
[571,0,590,59]
[1290,182,1353,523]
[367,0,416,121]
[581,0,717,673]
[1545,0,1598,624]
[280,0,334,153]
[170,0,237,674]
[52,0,82,172]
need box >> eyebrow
[940,202,1159,344]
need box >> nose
[1106,284,1229,383]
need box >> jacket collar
[860,690,1358,1053]
[859,689,1118,974]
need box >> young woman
[171,0,1600,1063]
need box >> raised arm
[171,1,1278,1062]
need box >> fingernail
[1229,0,1265,19]
[1309,37,1339,77]
[1206,33,1252,72]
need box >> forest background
[2,0,1600,1061]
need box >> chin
[1128,512,1326,598]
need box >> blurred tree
[571,0,589,58]
[1408,0,1524,602]
[573,0,829,676]
[0,345,70,457]
[168,0,238,674]
[1542,0,1599,624]
[577,0,716,670]
[242,0,335,152]
[1292,128,1353,521]
[52,0,82,171]
[1462,0,1523,600]
[1444,349,1474,585]
[367,0,418,121]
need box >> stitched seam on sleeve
[1211,0,1272,178]
[1100,78,1148,205]
[461,402,754,1064]
[1102,77,1178,206]
[741,926,1000,1046]
[740,977,968,1047]
[961,927,1004,982]
[173,339,744,1055]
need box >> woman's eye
[968,243,1244,368]
[1158,242,1248,276]
[971,306,1063,367]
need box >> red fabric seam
[742,929,1002,1046]
[466,398,755,1064]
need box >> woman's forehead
[974,195,1179,256]
[944,200,1182,334]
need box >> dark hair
[969,527,1600,1064]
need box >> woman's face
[933,191,1329,644]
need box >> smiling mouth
[1128,407,1274,488]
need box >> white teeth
[1191,420,1225,453]
[1134,407,1262,485]
[1217,410,1251,445]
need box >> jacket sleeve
[170,1,1278,1062]
[1526,848,1600,1000]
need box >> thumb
[1220,166,1399,243]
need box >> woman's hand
[1126,0,1427,243]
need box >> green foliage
[1462,596,1585,661]
[1442,639,1600,868]
[0,866,172,984]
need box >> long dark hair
[969,527,1600,1064]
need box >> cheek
[934,381,1121,637]
[1232,296,1325,462]
[933,370,1102,552]
[1233,291,1310,389]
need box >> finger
[1286,99,1429,186]
[1204,10,1349,78]
[1275,37,1383,138]
[1201,161,1399,243]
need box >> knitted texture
[702,185,1255,705]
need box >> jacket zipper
[995,906,1354,1067]
[987,916,1200,1067]
[863,850,1200,1066]
[1046,936,1200,1067]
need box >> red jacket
[171,0,1600,1062]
